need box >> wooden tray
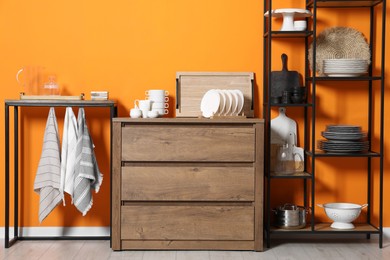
[20,92,85,100]
[176,72,254,118]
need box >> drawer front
[121,166,254,201]
[121,125,255,162]
[121,205,254,240]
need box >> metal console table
[4,99,117,248]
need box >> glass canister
[42,75,60,95]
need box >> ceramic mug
[152,102,169,109]
[152,108,169,116]
[147,110,159,118]
[146,96,169,103]
[145,89,169,97]
[135,99,152,110]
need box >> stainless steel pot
[273,203,308,229]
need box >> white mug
[141,109,149,118]
[145,89,169,97]
[146,96,169,103]
[152,102,169,109]
[135,99,152,110]
[147,110,159,118]
[152,108,169,116]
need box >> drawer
[121,205,254,240]
[121,166,254,201]
[121,125,255,162]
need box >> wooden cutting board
[176,72,254,117]
[270,54,300,99]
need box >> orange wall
[0,0,388,227]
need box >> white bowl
[318,203,368,229]
[294,20,307,31]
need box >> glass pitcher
[16,66,45,95]
[275,143,303,174]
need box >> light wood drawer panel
[121,126,255,161]
[121,206,254,240]
[121,166,254,201]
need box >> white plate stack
[145,89,169,116]
[200,89,245,118]
[323,59,368,77]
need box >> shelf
[270,171,312,179]
[271,223,380,233]
[307,0,383,8]
[263,0,385,249]
[306,76,382,81]
[265,103,312,107]
[307,150,381,157]
[264,31,313,38]
[4,99,116,107]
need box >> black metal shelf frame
[263,0,386,248]
[4,99,118,248]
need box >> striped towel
[73,108,103,216]
[34,107,62,223]
[60,107,78,205]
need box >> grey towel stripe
[34,107,62,223]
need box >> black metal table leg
[5,104,9,248]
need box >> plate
[308,27,371,75]
[230,90,239,116]
[222,90,233,116]
[233,89,244,115]
[215,89,226,116]
[324,73,367,77]
[200,89,220,118]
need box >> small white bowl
[294,20,307,31]
[147,110,160,118]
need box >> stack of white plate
[323,59,368,77]
[200,89,244,118]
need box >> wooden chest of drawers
[112,118,264,251]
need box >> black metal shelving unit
[263,0,386,248]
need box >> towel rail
[4,99,117,248]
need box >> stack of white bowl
[145,89,169,116]
[323,59,368,77]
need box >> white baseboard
[0,226,109,239]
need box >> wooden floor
[1,237,389,259]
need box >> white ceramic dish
[215,89,226,116]
[222,90,233,116]
[200,89,220,118]
[230,91,238,116]
[264,8,312,31]
[233,89,244,115]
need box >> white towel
[34,107,62,223]
[73,108,103,216]
[60,107,78,205]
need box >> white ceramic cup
[152,108,168,116]
[145,89,169,97]
[294,20,307,31]
[147,110,159,118]
[152,102,169,109]
[130,108,142,118]
[146,96,169,103]
[135,99,152,110]
[141,109,149,118]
